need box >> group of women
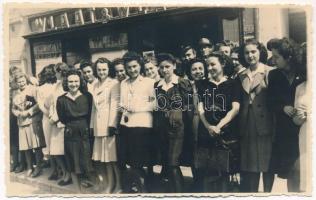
[9,37,308,193]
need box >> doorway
[62,37,91,66]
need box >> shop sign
[33,41,62,59]
[28,7,172,33]
[89,33,128,52]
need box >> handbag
[194,136,239,173]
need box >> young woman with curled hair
[267,38,305,192]
[37,64,60,179]
[238,39,275,192]
[90,57,122,193]
[119,52,156,193]
[154,53,193,192]
[56,69,94,192]
[195,52,241,192]
[11,73,46,177]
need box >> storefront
[23,7,256,76]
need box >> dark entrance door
[128,9,221,58]
[62,37,91,66]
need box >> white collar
[209,76,227,86]
[237,66,247,74]
[246,63,265,79]
[127,75,144,84]
[157,74,179,87]
[66,91,82,101]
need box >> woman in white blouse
[119,52,156,193]
[91,58,121,193]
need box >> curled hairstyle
[122,51,145,76]
[94,57,115,79]
[157,53,177,65]
[206,51,235,77]
[80,61,97,78]
[62,69,88,93]
[55,62,70,78]
[238,39,268,67]
[14,72,31,85]
[186,58,208,80]
[38,64,57,86]
[267,37,300,66]
[112,58,124,67]
[143,57,158,66]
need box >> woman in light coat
[91,57,121,193]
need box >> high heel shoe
[14,165,25,173]
[31,167,42,178]
[48,170,59,181]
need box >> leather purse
[194,137,239,173]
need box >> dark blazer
[238,63,275,137]
[267,68,304,177]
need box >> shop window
[89,33,128,52]
[33,41,62,59]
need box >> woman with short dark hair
[119,51,156,193]
[267,38,305,192]
[154,53,193,192]
[56,69,93,192]
[195,52,241,192]
[37,64,59,179]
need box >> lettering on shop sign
[89,33,128,52]
[33,41,62,59]
[29,7,171,33]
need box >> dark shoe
[10,164,18,172]
[48,171,59,181]
[26,169,33,177]
[58,179,72,186]
[31,167,42,178]
[14,165,25,173]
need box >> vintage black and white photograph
[3,1,312,196]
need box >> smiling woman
[56,69,93,192]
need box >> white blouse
[119,75,156,128]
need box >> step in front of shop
[9,168,77,194]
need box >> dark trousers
[240,171,274,192]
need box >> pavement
[6,165,288,196]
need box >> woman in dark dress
[195,52,241,192]
[267,38,304,192]
[56,69,93,192]
[154,53,193,192]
